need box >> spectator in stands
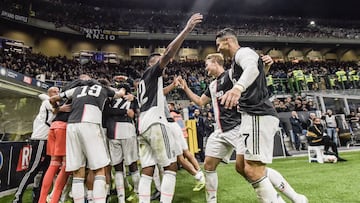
[187,101,198,119]
[294,99,303,111]
[307,117,347,161]
[323,109,339,146]
[289,111,304,150]
[193,108,205,162]
[306,112,317,129]
[203,111,215,148]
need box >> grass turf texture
[1,151,358,203]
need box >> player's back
[67,84,114,124]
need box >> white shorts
[168,122,188,151]
[238,113,279,164]
[205,125,242,163]
[66,123,110,171]
[108,136,139,166]
[138,123,180,168]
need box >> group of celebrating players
[13,13,308,203]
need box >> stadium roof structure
[65,0,360,20]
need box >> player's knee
[203,160,216,171]
[142,166,155,176]
[235,163,245,177]
[73,167,86,178]
[164,162,178,172]
[244,162,265,182]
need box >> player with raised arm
[179,52,307,203]
[215,28,307,203]
[136,13,202,203]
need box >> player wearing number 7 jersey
[50,75,126,203]
[136,13,203,203]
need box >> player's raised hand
[261,54,273,67]
[185,13,203,32]
[174,75,183,87]
[261,54,273,74]
[178,78,188,90]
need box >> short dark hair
[147,53,161,65]
[216,28,237,40]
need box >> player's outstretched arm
[179,78,210,106]
[261,54,274,75]
[159,13,203,69]
[163,75,181,95]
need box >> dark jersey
[231,47,277,117]
[105,97,138,139]
[53,100,71,122]
[60,84,115,124]
[204,71,241,132]
[137,62,167,133]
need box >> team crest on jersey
[220,77,225,85]
[215,90,224,98]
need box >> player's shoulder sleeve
[43,100,53,110]
[235,47,259,69]
[146,62,163,78]
[59,87,76,99]
[204,86,211,98]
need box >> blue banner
[0,66,50,90]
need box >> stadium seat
[307,145,324,163]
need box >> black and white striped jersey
[231,47,277,117]
[104,97,138,139]
[60,84,115,124]
[204,71,241,133]
[137,62,167,134]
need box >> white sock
[267,168,300,202]
[205,170,218,203]
[153,166,161,191]
[252,176,285,203]
[60,175,72,202]
[87,190,94,203]
[160,170,177,203]
[106,184,110,195]
[115,171,125,203]
[131,170,140,193]
[138,174,152,203]
[195,170,205,182]
[72,177,85,203]
[93,175,107,203]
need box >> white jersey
[137,62,167,134]
[31,100,55,140]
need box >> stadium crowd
[1,49,359,97]
[1,0,360,39]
